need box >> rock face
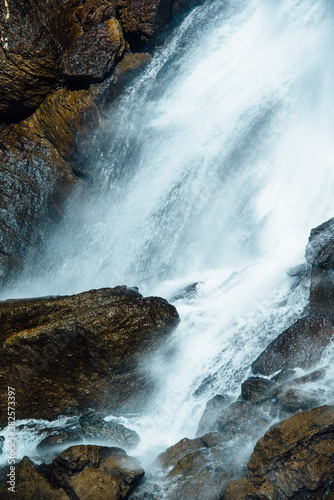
[306,218,334,322]
[0,445,145,500]
[79,412,140,448]
[0,286,179,423]
[0,0,202,287]
[155,435,230,500]
[223,405,334,499]
[251,314,334,376]
[62,19,126,82]
[47,445,144,499]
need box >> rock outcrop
[0,0,204,287]
[306,217,334,322]
[0,445,145,500]
[0,286,179,424]
[251,314,334,376]
[223,405,334,499]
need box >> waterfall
[3,0,334,469]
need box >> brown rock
[79,412,140,448]
[223,405,334,500]
[0,456,68,499]
[164,448,231,500]
[279,388,323,413]
[196,394,231,436]
[0,123,75,286]
[116,0,172,50]
[156,437,207,471]
[0,1,63,119]
[251,315,334,376]
[241,376,273,403]
[27,87,100,171]
[62,19,126,82]
[37,431,82,453]
[77,0,117,31]
[48,445,144,499]
[0,286,179,423]
[306,218,334,321]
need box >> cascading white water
[2,0,334,473]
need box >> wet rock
[279,388,323,413]
[90,52,152,109]
[286,262,310,277]
[0,123,75,286]
[164,448,231,500]
[37,431,82,453]
[270,368,296,385]
[241,376,273,403]
[48,445,144,499]
[0,456,68,499]
[0,436,4,455]
[196,394,231,436]
[0,1,63,120]
[27,87,100,171]
[252,314,334,376]
[306,218,334,321]
[305,217,334,269]
[217,401,254,437]
[77,0,117,32]
[79,412,140,448]
[223,405,334,499]
[171,282,201,301]
[0,286,179,424]
[156,436,207,472]
[116,0,172,50]
[62,19,126,82]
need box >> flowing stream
[2,0,334,479]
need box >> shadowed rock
[223,405,334,499]
[0,286,179,424]
[252,314,334,376]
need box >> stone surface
[252,314,334,376]
[0,123,76,286]
[62,19,126,82]
[0,456,68,499]
[241,376,273,403]
[37,431,82,453]
[279,388,323,413]
[27,88,100,171]
[47,445,144,499]
[306,218,334,321]
[79,412,140,448]
[196,394,231,436]
[156,436,207,471]
[223,405,334,499]
[0,286,179,424]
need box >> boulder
[0,1,63,120]
[251,314,334,376]
[27,87,100,171]
[0,456,68,499]
[306,218,334,321]
[116,0,172,50]
[156,436,208,471]
[223,405,334,499]
[164,448,231,500]
[62,19,126,82]
[279,388,323,413]
[241,376,273,403]
[37,431,83,453]
[0,123,76,286]
[47,445,144,499]
[79,412,140,448]
[0,286,179,424]
[196,394,231,436]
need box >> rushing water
[2,0,334,477]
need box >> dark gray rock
[79,412,140,448]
